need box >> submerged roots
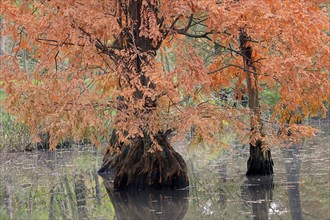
[98,133,189,190]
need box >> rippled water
[0,123,329,220]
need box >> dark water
[0,125,329,219]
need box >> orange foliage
[1,0,329,149]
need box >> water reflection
[282,144,303,220]
[218,161,228,206]
[74,175,88,220]
[4,183,13,219]
[103,179,189,220]
[0,122,328,219]
[241,176,274,220]
[0,149,115,220]
[94,167,102,204]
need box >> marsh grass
[0,149,115,220]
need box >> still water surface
[0,124,329,220]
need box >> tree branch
[175,29,213,39]
[208,64,257,74]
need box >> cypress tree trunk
[98,0,189,190]
[99,132,189,190]
[239,30,274,176]
[246,141,274,176]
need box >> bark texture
[239,30,274,176]
[246,141,274,176]
[99,132,189,190]
[98,0,189,190]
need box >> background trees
[1,0,329,188]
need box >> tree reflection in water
[0,125,328,219]
[282,144,303,220]
[74,175,88,220]
[103,179,189,220]
[241,176,274,220]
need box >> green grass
[0,90,5,100]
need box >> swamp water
[0,124,329,220]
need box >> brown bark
[246,141,274,176]
[99,0,189,190]
[239,30,273,176]
[99,132,189,190]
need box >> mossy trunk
[98,132,189,190]
[246,141,274,176]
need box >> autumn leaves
[1,0,329,152]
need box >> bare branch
[54,50,59,72]
[184,14,194,31]
[175,29,213,39]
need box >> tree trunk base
[98,134,189,190]
[246,141,274,176]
